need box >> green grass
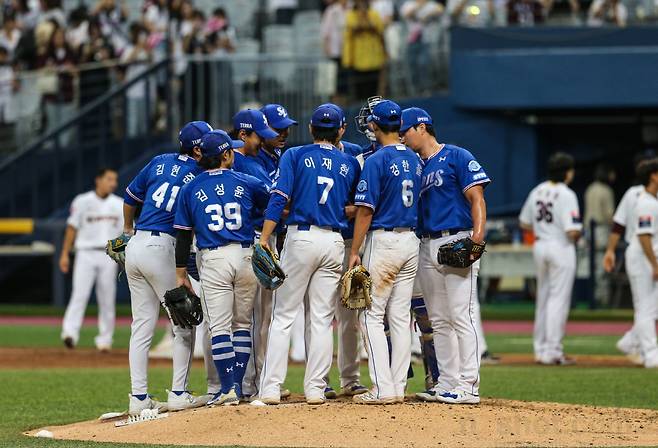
[3,364,658,448]
[486,333,623,355]
[0,303,636,321]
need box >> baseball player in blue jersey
[122,121,212,415]
[257,104,359,405]
[401,107,490,404]
[173,130,270,405]
[348,100,422,404]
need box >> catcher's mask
[355,95,383,135]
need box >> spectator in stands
[120,22,152,137]
[588,0,628,25]
[445,0,495,26]
[269,0,299,25]
[0,14,21,57]
[507,0,546,25]
[8,0,41,31]
[66,6,89,55]
[91,0,128,52]
[38,24,77,146]
[0,45,17,151]
[39,0,66,28]
[585,164,616,305]
[322,0,349,101]
[372,0,395,26]
[342,0,386,101]
[205,7,236,55]
[401,0,443,94]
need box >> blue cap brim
[366,115,374,123]
[270,117,298,129]
[256,127,279,139]
[399,123,412,133]
[232,139,244,149]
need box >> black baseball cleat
[481,351,500,365]
[63,337,74,349]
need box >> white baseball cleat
[196,393,216,406]
[167,390,206,411]
[281,388,291,399]
[128,394,168,416]
[352,391,396,405]
[258,396,281,405]
[208,388,239,406]
[435,390,480,405]
[306,396,326,405]
[616,339,643,365]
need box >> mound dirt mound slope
[28,398,658,447]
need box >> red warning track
[0,316,651,335]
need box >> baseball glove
[106,233,131,270]
[437,238,486,268]
[252,243,285,290]
[340,265,372,311]
[162,286,204,329]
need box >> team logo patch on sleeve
[571,211,581,224]
[357,180,368,192]
[468,160,481,172]
[639,215,653,228]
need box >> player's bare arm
[122,203,136,235]
[259,219,279,250]
[345,204,357,219]
[464,185,486,244]
[349,206,374,269]
[58,225,77,274]
[603,225,623,272]
[567,230,582,243]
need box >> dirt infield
[0,347,641,369]
[28,398,658,447]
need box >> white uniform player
[60,169,123,351]
[603,183,645,361]
[122,121,212,415]
[258,105,359,405]
[623,159,658,368]
[519,153,582,365]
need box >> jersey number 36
[535,200,553,223]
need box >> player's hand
[259,237,271,251]
[59,253,70,274]
[652,264,658,281]
[176,269,193,291]
[348,253,361,270]
[602,249,616,273]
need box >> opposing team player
[122,121,212,414]
[258,104,358,405]
[602,155,652,363]
[60,168,123,351]
[519,152,582,366]
[174,130,271,404]
[621,159,658,368]
[401,107,490,404]
[348,100,421,404]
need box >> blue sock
[172,390,185,396]
[232,330,252,394]
[212,334,235,394]
[132,394,147,401]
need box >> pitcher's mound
[28,398,658,447]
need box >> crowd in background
[0,0,652,153]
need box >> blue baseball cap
[200,129,244,157]
[260,104,298,129]
[179,121,213,150]
[232,109,279,139]
[367,100,401,127]
[318,103,346,127]
[400,107,433,133]
[310,104,342,128]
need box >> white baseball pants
[259,225,344,401]
[418,232,480,395]
[190,274,220,394]
[625,248,658,366]
[125,231,194,395]
[360,229,419,399]
[61,249,117,348]
[533,240,576,363]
